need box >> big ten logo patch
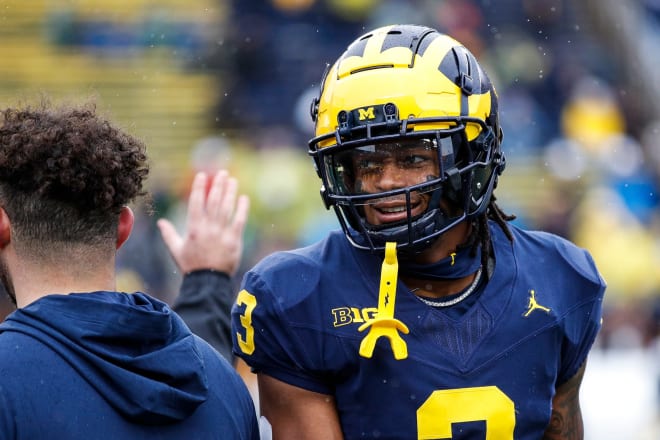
[332,306,378,327]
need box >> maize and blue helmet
[309,24,506,253]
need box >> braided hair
[470,195,516,273]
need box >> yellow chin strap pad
[358,241,409,360]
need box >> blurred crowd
[0,0,659,436]
[125,0,660,352]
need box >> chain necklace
[411,266,483,308]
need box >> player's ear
[0,207,11,250]
[116,206,134,250]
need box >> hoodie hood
[0,291,208,424]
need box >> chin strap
[358,241,409,360]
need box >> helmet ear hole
[310,97,319,122]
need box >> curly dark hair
[0,101,149,252]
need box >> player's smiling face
[351,140,439,226]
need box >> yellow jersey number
[235,291,516,438]
[417,386,515,439]
[235,289,257,355]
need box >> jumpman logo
[523,289,551,317]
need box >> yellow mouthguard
[358,241,409,360]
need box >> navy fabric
[0,291,259,439]
[232,221,606,439]
[399,242,482,280]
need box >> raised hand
[158,170,250,276]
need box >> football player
[230,24,606,439]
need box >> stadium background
[0,0,658,438]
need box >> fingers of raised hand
[232,194,250,233]
[186,171,214,225]
[207,171,237,225]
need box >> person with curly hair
[0,101,259,439]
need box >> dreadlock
[469,194,516,273]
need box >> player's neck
[411,220,472,263]
[402,271,479,298]
[401,220,477,298]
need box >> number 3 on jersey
[236,289,257,355]
[235,290,516,439]
[417,386,515,439]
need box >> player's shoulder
[248,230,347,278]
[506,222,604,286]
[241,230,356,304]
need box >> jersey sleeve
[557,247,606,385]
[231,267,334,395]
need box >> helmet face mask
[308,25,505,253]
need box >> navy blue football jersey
[231,221,605,439]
